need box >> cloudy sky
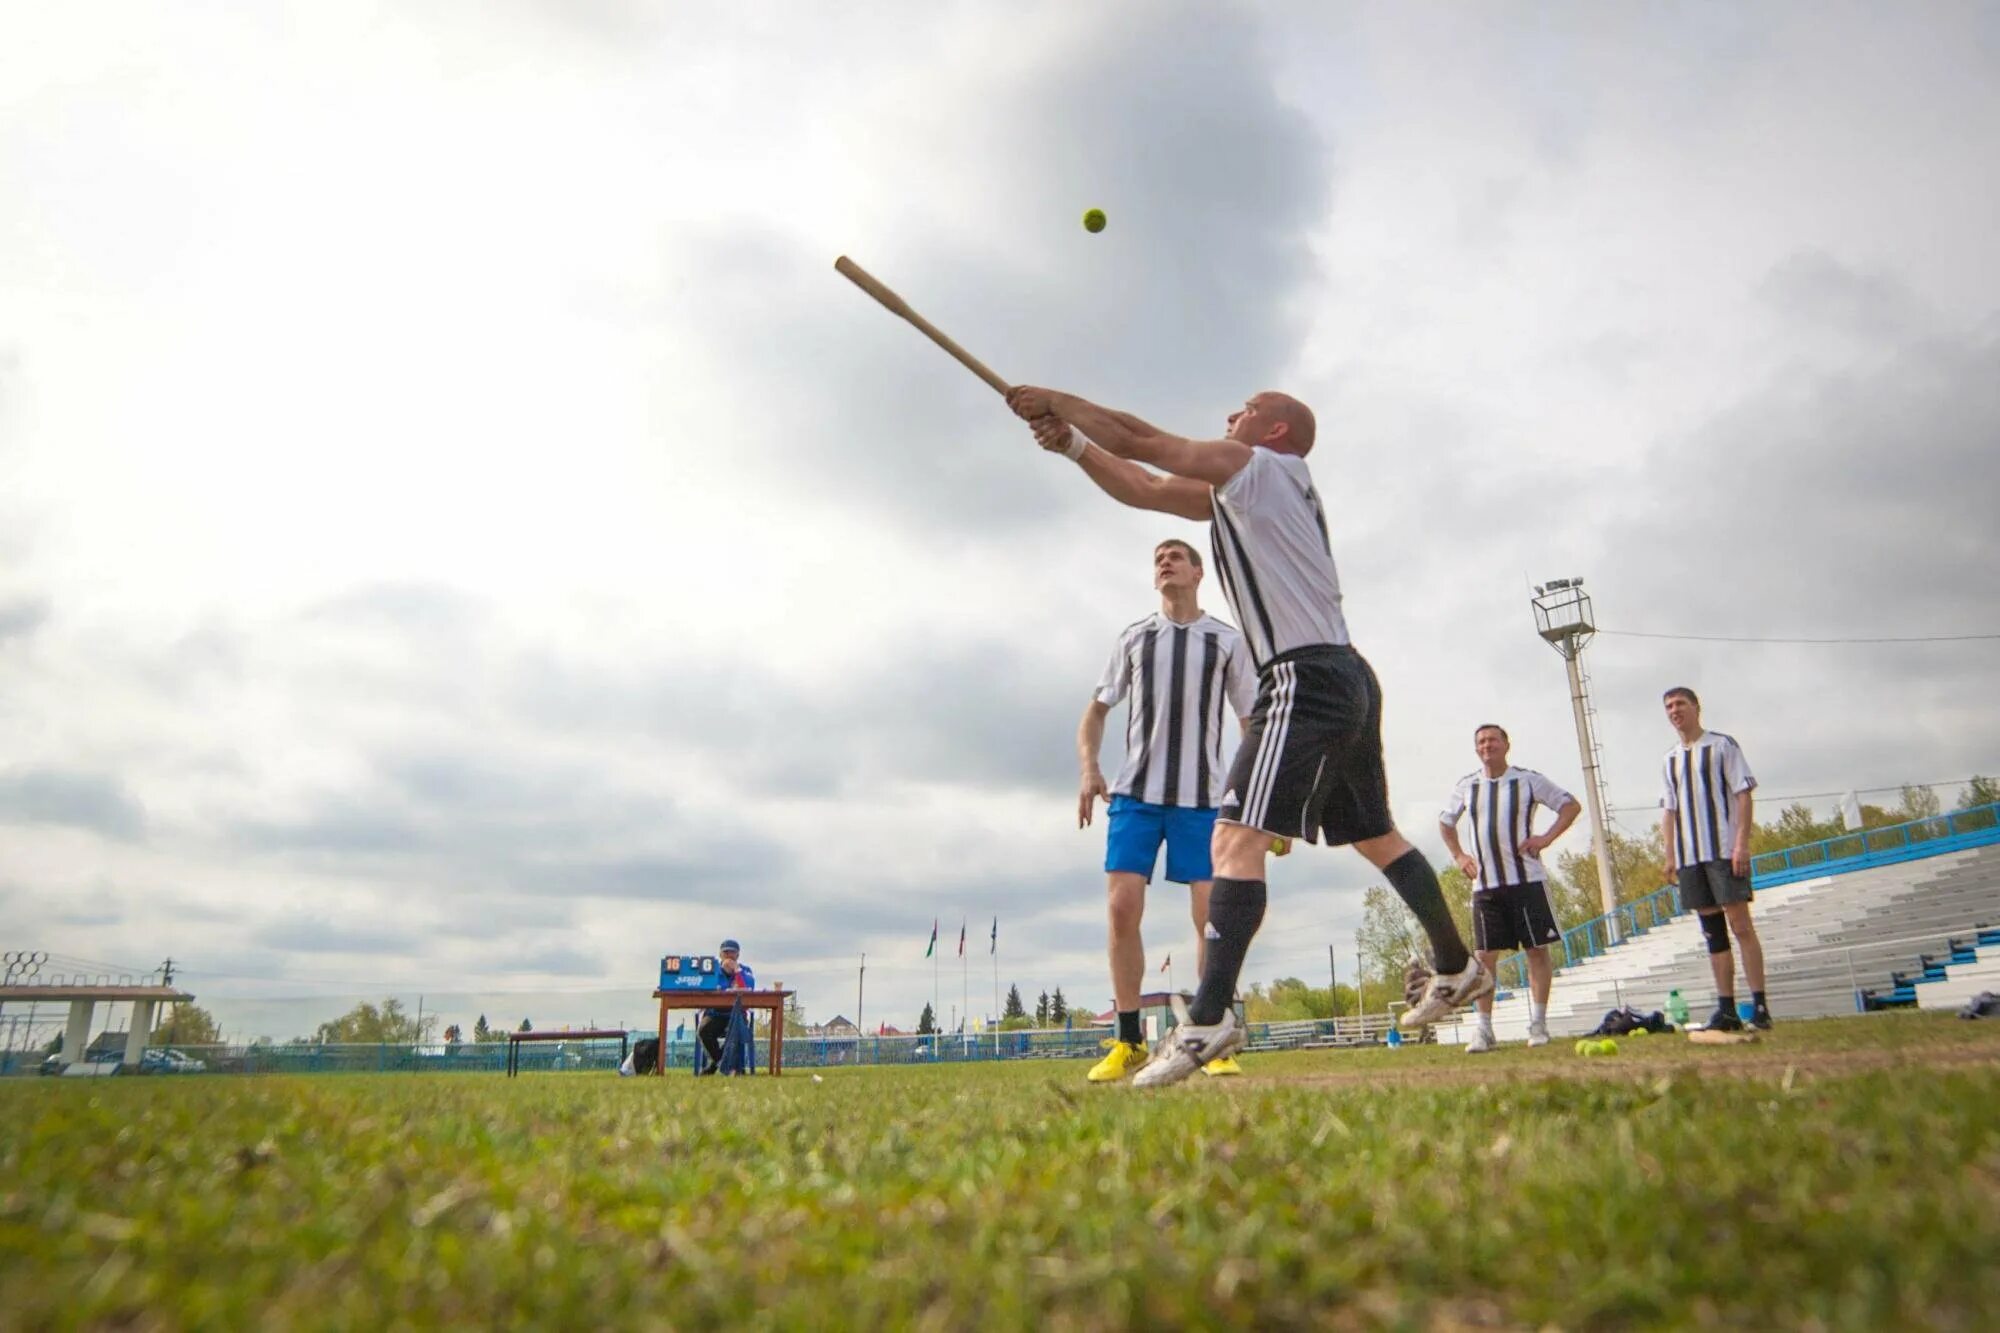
[4,2,1997,1042]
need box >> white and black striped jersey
[1661,731,1757,865]
[1095,612,1256,808]
[1209,448,1351,669]
[1440,767,1577,890]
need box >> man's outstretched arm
[1027,414,1212,521]
[1009,386,1252,488]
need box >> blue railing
[1494,801,2000,990]
[1749,802,2000,886]
[1495,882,1682,990]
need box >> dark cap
[719,939,741,954]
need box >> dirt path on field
[1259,1035,2000,1092]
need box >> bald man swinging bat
[1007,385,1491,1088]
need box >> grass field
[5,1012,1998,1330]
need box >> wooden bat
[834,256,1012,397]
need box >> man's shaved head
[1225,391,1318,456]
[1260,392,1316,456]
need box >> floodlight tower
[1532,578,1622,942]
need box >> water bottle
[1666,989,1689,1027]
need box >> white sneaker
[1400,957,1495,1029]
[1465,1025,1497,1054]
[1526,1021,1551,1048]
[1132,996,1246,1089]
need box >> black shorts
[1472,881,1561,953]
[1217,645,1392,846]
[1678,860,1754,910]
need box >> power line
[1609,776,1988,815]
[1600,628,2000,645]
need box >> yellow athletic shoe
[1202,1055,1244,1077]
[1088,1039,1149,1082]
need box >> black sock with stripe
[1117,1010,1142,1045]
[1384,848,1471,976]
[1188,878,1265,1026]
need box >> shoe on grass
[1526,1021,1551,1048]
[1702,1005,1745,1032]
[1400,957,1496,1029]
[1132,997,1246,1089]
[1465,1026,1497,1054]
[1087,1039,1148,1083]
[1202,1055,1244,1077]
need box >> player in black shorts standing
[1660,687,1771,1031]
[1439,724,1581,1052]
[1008,386,1492,1087]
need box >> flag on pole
[1841,790,1864,831]
[990,917,997,954]
[958,920,966,956]
[1159,953,1171,973]
[925,919,937,957]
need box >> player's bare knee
[1724,904,1757,937]
[1352,829,1412,870]
[1211,822,1269,879]
[1106,876,1146,933]
[1699,910,1732,955]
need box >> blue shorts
[1105,795,1218,884]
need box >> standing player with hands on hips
[1078,539,1257,1082]
[1439,725,1582,1053]
[1008,384,1491,1088]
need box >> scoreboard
[659,954,728,991]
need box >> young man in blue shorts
[1077,539,1256,1081]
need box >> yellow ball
[1270,836,1292,857]
[1596,1038,1620,1056]
[1082,207,1107,233]
[1575,1039,1595,1056]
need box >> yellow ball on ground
[1596,1038,1620,1056]
[1082,207,1107,233]
[1575,1039,1596,1056]
[1629,1027,1648,1037]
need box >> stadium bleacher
[1463,842,2000,1042]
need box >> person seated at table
[697,939,757,1075]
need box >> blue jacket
[703,962,755,1019]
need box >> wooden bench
[505,1028,628,1078]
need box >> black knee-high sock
[1188,878,1265,1025]
[1384,849,1470,976]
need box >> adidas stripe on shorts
[1217,644,1393,845]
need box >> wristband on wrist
[1063,430,1087,462]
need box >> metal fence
[1751,802,2000,886]
[3,1016,1413,1079]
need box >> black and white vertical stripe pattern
[1661,732,1756,865]
[1441,767,1576,890]
[1207,448,1350,668]
[1096,614,1255,809]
